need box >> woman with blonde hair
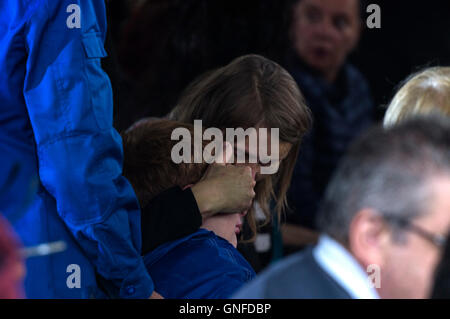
[384,67,450,127]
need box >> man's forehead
[299,0,361,17]
[419,176,450,235]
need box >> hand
[191,142,256,218]
[149,291,164,299]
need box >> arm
[141,164,256,254]
[23,0,152,298]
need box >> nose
[315,18,338,41]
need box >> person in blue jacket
[0,0,256,298]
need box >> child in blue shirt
[122,119,256,298]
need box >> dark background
[104,0,450,131]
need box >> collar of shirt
[313,234,380,299]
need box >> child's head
[170,54,312,237]
[122,119,248,247]
[384,67,450,128]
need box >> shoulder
[145,230,255,299]
[345,64,371,92]
[173,231,256,281]
[234,247,353,299]
[198,233,256,275]
[233,249,316,299]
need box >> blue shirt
[144,229,256,299]
[0,0,152,298]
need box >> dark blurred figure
[0,214,25,299]
[283,0,374,252]
[432,237,450,298]
[112,0,293,272]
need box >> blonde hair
[384,67,450,128]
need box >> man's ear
[348,209,389,269]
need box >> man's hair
[122,119,209,208]
[316,116,450,244]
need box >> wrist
[191,181,220,217]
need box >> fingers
[196,161,256,215]
[215,141,233,165]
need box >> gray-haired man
[235,116,450,299]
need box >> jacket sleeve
[22,0,153,298]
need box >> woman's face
[232,130,293,181]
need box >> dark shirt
[287,56,374,230]
[141,186,202,255]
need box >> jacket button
[126,286,135,295]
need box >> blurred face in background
[290,0,361,83]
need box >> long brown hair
[170,54,312,239]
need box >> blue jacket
[0,0,153,298]
[144,229,256,299]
